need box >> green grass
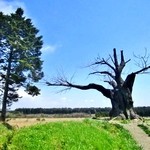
[1,119,141,150]
[0,123,14,150]
[138,124,150,136]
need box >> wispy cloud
[18,89,34,100]
[0,0,26,15]
[42,44,62,53]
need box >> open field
[6,118,84,128]
[0,118,142,150]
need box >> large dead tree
[47,49,150,119]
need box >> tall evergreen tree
[0,8,44,121]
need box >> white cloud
[42,44,61,53]
[18,88,35,100]
[84,99,95,103]
[61,97,67,101]
[0,0,26,15]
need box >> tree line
[15,107,110,116]
[14,106,150,117]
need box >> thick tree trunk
[47,81,139,119]
[70,83,139,119]
[47,81,140,119]
[109,87,139,119]
[1,82,9,121]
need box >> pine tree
[0,8,44,121]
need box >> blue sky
[0,0,150,109]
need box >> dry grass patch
[7,118,84,128]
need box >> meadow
[0,119,142,150]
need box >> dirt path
[121,121,150,150]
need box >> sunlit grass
[0,123,13,149]
[1,119,141,150]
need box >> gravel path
[122,121,150,150]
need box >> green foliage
[0,7,43,96]
[0,123,13,149]
[1,120,141,150]
[25,84,41,96]
[0,7,43,119]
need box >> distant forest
[15,107,150,117]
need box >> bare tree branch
[89,56,115,72]
[118,50,131,72]
[46,80,112,99]
[120,50,125,64]
[113,48,119,69]
[102,58,116,72]
[120,50,126,67]
[89,71,115,80]
[109,54,115,65]
[98,58,115,71]
[133,65,150,74]
[104,80,117,88]
[125,59,131,64]
[134,49,150,68]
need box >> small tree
[0,8,44,121]
[46,49,150,119]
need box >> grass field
[0,119,142,150]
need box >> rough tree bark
[47,49,150,119]
[1,48,13,121]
